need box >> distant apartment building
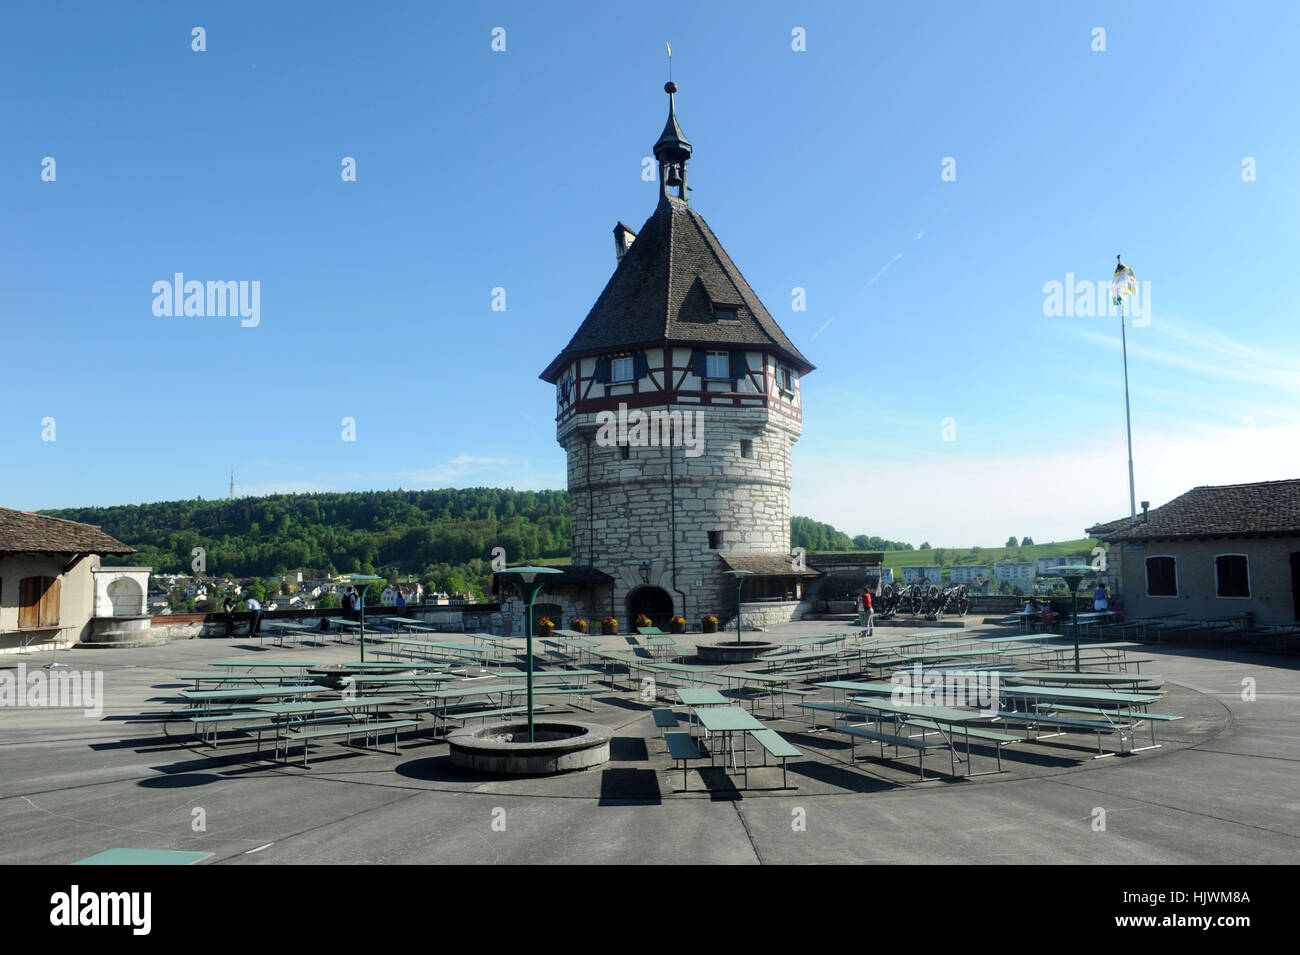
[1035,556,1088,576]
[948,565,987,584]
[901,566,942,584]
[994,562,1035,582]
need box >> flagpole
[1120,285,1136,522]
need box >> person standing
[222,597,236,637]
[862,589,874,635]
[396,590,406,610]
[245,595,263,636]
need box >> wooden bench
[749,729,801,788]
[665,731,705,791]
[283,719,418,766]
[835,724,949,780]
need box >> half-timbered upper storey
[540,83,813,427]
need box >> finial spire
[653,80,692,203]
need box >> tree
[1022,536,1035,546]
[933,548,947,567]
[1006,536,1018,548]
[920,541,931,550]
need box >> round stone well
[448,720,613,775]
[695,640,780,664]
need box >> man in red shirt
[861,588,874,635]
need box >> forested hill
[41,490,906,582]
[43,489,571,579]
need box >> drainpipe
[667,394,689,623]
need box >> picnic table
[847,699,1015,777]
[693,705,765,774]
[384,616,437,633]
[1003,670,1160,688]
[249,695,411,764]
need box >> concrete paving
[1,620,1296,864]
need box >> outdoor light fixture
[723,569,753,644]
[495,566,562,742]
[638,561,651,584]
[346,574,383,663]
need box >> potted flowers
[635,614,653,630]
[701,613,718,633]
[571,617,588,634]
[601,616,619,635]
[537,616,554,637]
[669,615,686,634]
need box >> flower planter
[571,621,588,634]
[702,619,718,634]
[669,620,686,634]
[538,624,554,639]
[602,622,618,636]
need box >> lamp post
[1041,564,1094,672]
[347,574,383,663]
[496,566,562,742]
[723,570,752,645]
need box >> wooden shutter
[730,350,748,379]
[632,352,647,380]
[691,349,706,379]
[39,577,61,626]
[19,577,44,628]
[594,358,610,383]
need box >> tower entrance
[625,586,674,630]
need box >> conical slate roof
[541,197,814,382]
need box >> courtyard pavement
[1,619,1296,865]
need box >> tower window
[611,357,635,382]
[705,352,730,378]
[740,439,753,458]
[714,306,738,322]
[708,531,725,549]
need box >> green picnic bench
[835,724,949,780]
[749,728,801,788]
[905,718,1023,773]
[284,719,419,767]
[995,710,1132,758]
[665,731,705,791]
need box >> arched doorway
[625,586,674,630]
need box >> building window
[559,378,572,402]
[1215,554,1250,598]
[619,444,630,460]
[611,357,635,382]
[740,439,753,458]
[708,531,725,549]
[779,367,794,392]
[1145,556,1178,597]
[714,305,739,322]
[705,352,730,379]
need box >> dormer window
[714,305,739,322]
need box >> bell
[665,163,683,187]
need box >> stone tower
[539,83,815,629]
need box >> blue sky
[3,1,1298,546]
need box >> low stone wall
[733,600,807,630]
